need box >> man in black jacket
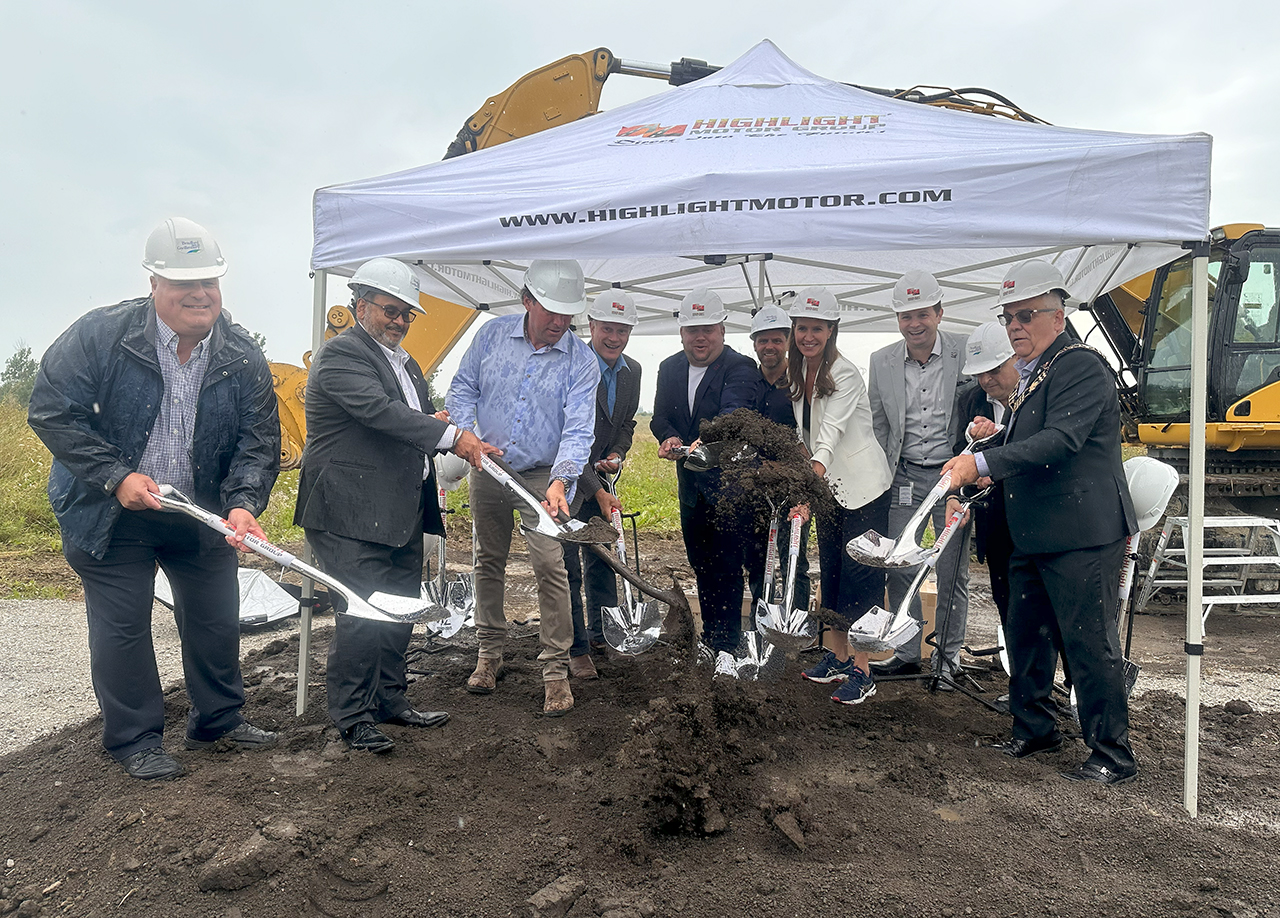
[29,218,280,780]
[564,292,642,677]
[943,261,1139,785]
[295,258,494,753]
[651,288,763,666]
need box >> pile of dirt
[2,613,1279,918]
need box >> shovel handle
[156,493,298,567]
[480,453,574,526]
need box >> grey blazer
[868,329,971,468]
[576,356,642,504]
[294,324,448,547]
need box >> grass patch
[0,401,61,551]
[0,399,682,554]
[1,579,71,600]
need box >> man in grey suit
[295,258,494,753]
[564,292,643,678]
[868,270,972,681]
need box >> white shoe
[713,650,737,679]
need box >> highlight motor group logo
[611,114,889,145]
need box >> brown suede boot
[568,654,598,680]
[466,655,503,694]
[543,679,574,716]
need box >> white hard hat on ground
[750,304,791,336]
[788,286,840,322]
[891,270,943,312]
[587,291,638,326]
[1123,456,1180,532]
[348,257,423,311]
[678,288,728,327]
[998,260,1070,308]
[963,321,1016,374]
[142,217,227,281]
[435,453,472,492]
[525,260,587,316]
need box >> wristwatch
[553,476,573,491]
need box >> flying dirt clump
[697,408,833,537]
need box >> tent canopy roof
[312,40,1211,335]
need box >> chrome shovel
[478,454,615,544]
[423,483,475,638]
[154,486,446,624]
[600,503,663,655]
[756,513,814,653]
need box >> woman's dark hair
[787,319,840,401]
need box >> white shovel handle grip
[198,512,298,567]
[930,505,965,559]
[788,514,803,556]
[611,507,628,562]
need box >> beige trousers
[469,465,572,681]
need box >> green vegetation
[0,401,61,551]
[0,403,684,557]
[0,344,38,408]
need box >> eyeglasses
[997,307,1057,327]
[371,302,417,324]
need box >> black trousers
[307,521,424,733]
[816,490,890,629]
[65,510,244,761]
[680,491,749,653]
[1007,537,1136,772]
[564,496,618,656]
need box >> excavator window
[1143,255,1222,415]
[1225,247,1280,400]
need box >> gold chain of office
[1007,343,1108,415]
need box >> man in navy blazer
[564,292,643,678]
[944,261,1139,786]
[296,258,493,754]
[651,288,763,663]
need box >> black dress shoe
[869,655,922,677]
[384,709,450,729]
[120,747,183,780]
[990,733,1063,758]
[1060,761,1137,786]
[185,721,279,750]
[342,722,395,753]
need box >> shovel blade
[365,590,449,624]
[756,606,815,654]
[732,631,784,682]
[602,601,663,655]
[847,605,921,653]
[845,530,898,567]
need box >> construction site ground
[1,532,1278,918]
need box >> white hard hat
[998,260,1070,308]
[524,260,587,316]
[891,270,943,312]
[750,304,791,336]
[788,286,840,322]
[348,257,423,311]
[586,290,638,326]
[435,452,471,492]
[678,287,728,327]
[1123,456,1180,532]
[963,321,1016,375]
[143,217,227,281]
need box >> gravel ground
[0,599,303,757]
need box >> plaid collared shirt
[136,314,211,495]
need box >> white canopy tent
[309,40,1214,814]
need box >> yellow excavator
[273,49,1280,516]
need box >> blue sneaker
[830,667,877,705]
[801,651,857,684]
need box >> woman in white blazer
[788,287,894,705]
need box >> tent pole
[1183,244,1209,817]
[296,268,327,718]
[758,260,766,309]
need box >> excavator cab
[1086,225,1280,512]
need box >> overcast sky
[3,1,1276,410]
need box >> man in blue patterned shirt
[28,218,280,780]
[447,260,600,716]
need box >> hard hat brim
[147,262,228,281]
[678,311,729,328]
[962,354,1013,375]
[534,293,587,316]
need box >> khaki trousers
[469,465,572,681]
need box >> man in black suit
[564,292,643,678]
[943,260,1139,785]
[652,288,763,667]
[295,258,494,753]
